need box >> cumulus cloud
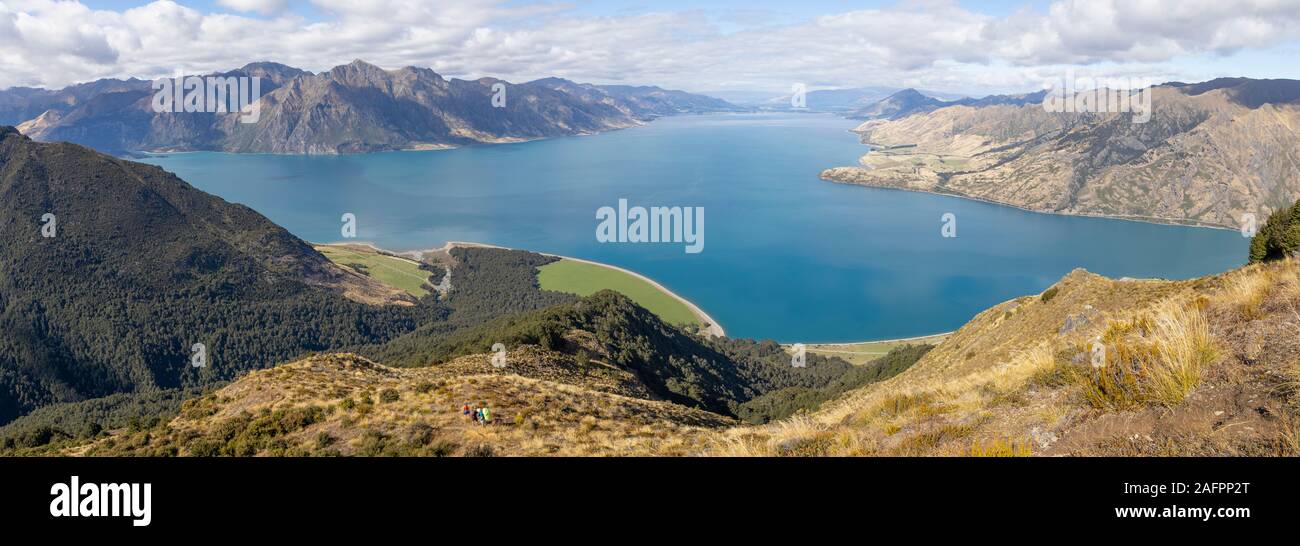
[0,0,1296,93]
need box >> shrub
[1040,286,1059,302]
[464,444,496,457]
[428,440,457,457]
[1249,199,1300,263]
[379,389,400,403]
[405,423,434,447]
[357,430,391,456]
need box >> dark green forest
[736,344,933,423]
[365,285,860,419]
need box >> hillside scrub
[1250,199,1300,263]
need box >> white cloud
[217,0,289,16]
[0,0,1296,94]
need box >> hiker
[482,406,492,425]
[471,407,481,424]
[461,403,471,417]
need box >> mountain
[7,60,740,155]
[848,89,1046,121]
[0,78,152,126]
[821,78,1300,228]
[0,127,436,424]
[763,86,965,113]
[767,86,901,112]
[530,79,743,118]
[696,90,781,106]
[849,88,948,120]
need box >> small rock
[1030,426,1059,449]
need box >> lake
[139,113,1246,343]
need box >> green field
[537,259,700,327]
[315,245,432,297]
[799,333,950,365]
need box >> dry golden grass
[1219,266,1273,320]
[1076,299,1218,409]
[969,438,1034,457]
[708,341,1061,456]
[75,351,733,457]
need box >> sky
[1,0,1298,95]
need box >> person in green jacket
[481,404,492,425]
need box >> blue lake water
[139,113,1247,343]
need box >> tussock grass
[1077,299,1218,409]
[710,416,879,457]
[1220,267,1273,320]
[894,423,974,455]
[969,438,1033,457]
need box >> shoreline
[820,170,1238,232]
[798,331,953,347]
[131,120,651,157]
[322,239,965,345]
[419,241,726,337]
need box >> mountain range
[4,60,742,155]
[823,78,1300,228]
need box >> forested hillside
[0,127,442,424]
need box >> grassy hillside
[58,352,732,457]
[537,259,700,327]
[316,244,434,297]
[713,260,1300,456]
[803,334,950,365]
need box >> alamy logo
[49,476,151,527]
[152,69,262,123]
[790,83,807,109]
[40,213,56,238]
[596,198,704,254]
[1041,70,1153,124]
[491,343,507,368]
